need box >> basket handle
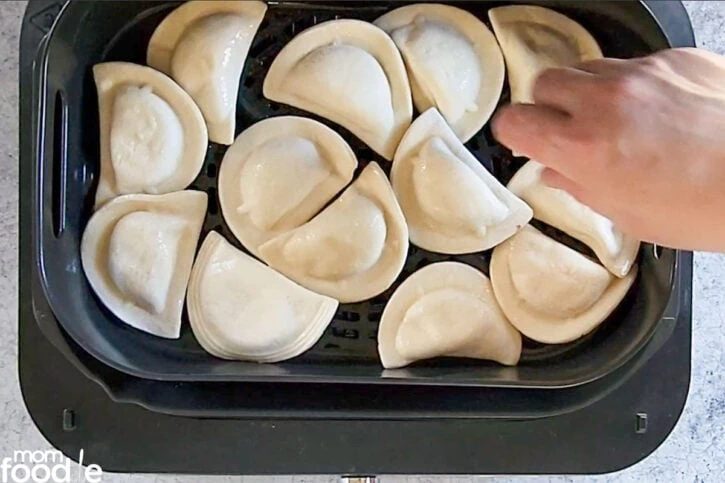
[34,40,69,239]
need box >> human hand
[492,47,725,252]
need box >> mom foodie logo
[0,449,102,482]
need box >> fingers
[652,48,725,89]
[540,167,588,202]
[533,67,598,113]
[542,167,631,226]
[492,104,577,174]
[576,57,631,75]
[540,167,617,220]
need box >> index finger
[492,104,582,178]
[576,57,631,75]
[533,67,599,113]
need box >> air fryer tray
[34,0,682,388]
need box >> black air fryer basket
[33,0,684,388]
[19,0,695,475]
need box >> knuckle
[603,74,644,100]
[635,54,669,74]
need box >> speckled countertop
[1,1,724,482]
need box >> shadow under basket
[34,0,684,388]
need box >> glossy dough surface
[259,162,408,303]
[147,0,267,144]
[508,161,640,277]
[489,5,602,104]
[263,19,413,160]
[93,62,207,207]
[187,232,338,362]
[218,116,358,258]
[375,3,505,142]
[392,108,532,254]
[81,191,208,338]
[490,225,637,344]
[379,262,521,369]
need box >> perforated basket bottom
[99,1,650,367]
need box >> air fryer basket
[33,0,682,387]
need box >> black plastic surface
[18,0,698,474]
[19,250,695,472]
[34,0,681,387]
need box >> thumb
[540,167,617,222]
[540,167,589,204]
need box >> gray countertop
[1,1,724,481]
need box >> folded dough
[187,232,338,362]
[490,225,637,344]
[259,162,408,303]
[218,116,358,258]
[489,5,602,104]
[378,261,521,369]
[375,3,505,142]
[263,19,413,160]
[147,0,267,144]
[392,108,532,254]
[81,191,207,338]
[93,62,207,207]
[508,161,639,277]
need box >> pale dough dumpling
[378,262,521,369]
[147,0,267,145]
[93,62,207,207]
[375,4,505,142]
[263,19,413,160]
[218,116,358,258]
[259,162,408,303]
[392,108,532,254]
[490,225,637,344]
[187,231,338,363]
[489,5,602,104]
[81,191,207,338]
[508,161,640,277]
